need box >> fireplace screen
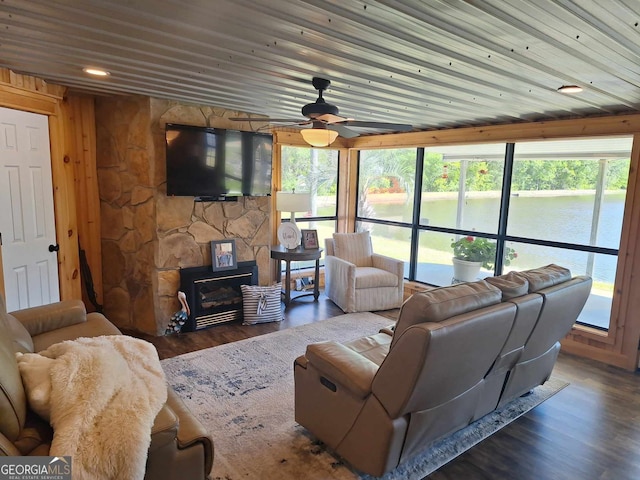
[180,262,258,331]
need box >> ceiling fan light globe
[301,128,339,147]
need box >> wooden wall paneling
[271,138,282,281]
[49,105,82,301]
[63,94,103,308]
[335,147,350,234]
[345,149,359,233]
[618,133,640,369]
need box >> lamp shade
[276,192,311,213]
[301,128,339,147]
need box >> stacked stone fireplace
[179,262,258,331]
[96,96,272,334]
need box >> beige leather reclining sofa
[294,264,591,476]
[0,295,213,480]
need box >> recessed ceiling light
[557,85,583,94]
[83,67,110,77]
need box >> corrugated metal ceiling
[1,0,640,135]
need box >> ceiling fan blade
[229,117,305,123]
[327,124,359,139]
[315,113,352,124]
[340,121,413,131]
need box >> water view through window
[357,137,632,330]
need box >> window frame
[355,138,631,332]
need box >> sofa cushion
[517,264,571,292]
[355,267,399,289]
[392,280,502,344]
[333,232,373,267]
[485,272,529,299]
[343,332,392,366]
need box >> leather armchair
[0,295,213,480]
[324,231,404,312]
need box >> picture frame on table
[301,229,319,249]
[211,239,237,271]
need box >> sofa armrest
[326,255,356,276]
[324,255,357,312]
[372,253,404,278]
[149,397,179,452]
[11,300,87,337]
[305,341,378,399]
[167,389,214,475]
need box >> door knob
[48,244,60,252]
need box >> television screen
[165,124,273,198]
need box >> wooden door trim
[0,82,79,302]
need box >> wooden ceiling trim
[0,83,60,116]
[348,114,640,149]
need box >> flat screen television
[165,123,273,199]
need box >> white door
[0,107,59,311]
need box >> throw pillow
[241,283,283,325]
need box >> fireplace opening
[180,261,258,331]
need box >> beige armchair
[324,231,404,312]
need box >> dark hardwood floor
[126,294,347,360]
[131,293,640,480]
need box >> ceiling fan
[230,77,413,146]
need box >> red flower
[441,173,448,179]
[465,236,474,242]
[513,253,518,258]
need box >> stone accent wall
[96,95,271,334]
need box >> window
[356,149,416,276]
[417,143,507,284]
[507,137,632,329]
[280,146,339,268]
[355,136,632,331]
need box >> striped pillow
[241,283,283,325]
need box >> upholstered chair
[324,231,404,312]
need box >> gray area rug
[162,313,567,479]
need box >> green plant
[451,236,517,270]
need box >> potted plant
[450,236,517,282]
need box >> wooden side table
[270,245,323,306]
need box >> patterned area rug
[162,313,567,480]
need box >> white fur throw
[16,335,167,480]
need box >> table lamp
[276,191,311,249]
